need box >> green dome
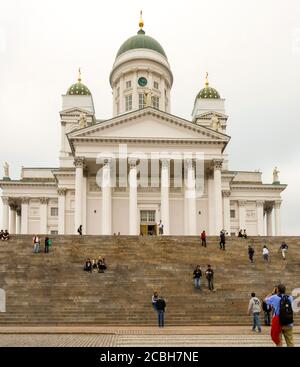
[67,81,91,96]
[116,29,167,58]
[196,86,220,99]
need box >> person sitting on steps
[97,257,107,273]
[83,258,92,272]
[2,230,10,241]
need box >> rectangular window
[154,81,159,89]
[125,95,132,111]
[139,93,145,109]
[50,230,58,235]
[51,207,58,217]
[140,210,156,223]
[126,80,131,89]
[151,96,159,109]
[230,210,236,219]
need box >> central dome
[116,29,167,58]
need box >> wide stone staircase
[0,235,299,326]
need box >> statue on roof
[3,162,9,177]
[78,112,88,129]
[273,167,280,183]
[210,113,221,132]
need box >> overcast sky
[0,0,299,234]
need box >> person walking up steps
[200,230,207,247]
[219,231,226,251]
[156,296,166,328]
[193,265,202,290]
[152,292,158,311]
[265,284,294,347]
[248,245,255,263]
[263,245,270,262]
[205,264,214,291]
[247,292,262,333]
[280,242,288,260]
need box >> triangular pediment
[68,108,230,142]
[60,107,93,117]
[196,111,228,120]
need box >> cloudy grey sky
[0,0,299,234]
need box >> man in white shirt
[247,292,262,333]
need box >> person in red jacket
[200,230,207,247]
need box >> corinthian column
[274,201,282,236]
[129,159,138,235]
[21,197,29,234]
[58,188,67,234]
[40,197,48,234]
[160,159,170,235]
[256,201,265,236]
[102,159,112,235]
[222,191,231,234]
[185,159,197,235]
[9,204,17,234]
[266,206,273,236]
[238,200,247,231]
[1,196,9,231]
[213,159,223,234]
[74,157,85,234]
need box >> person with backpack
[247,292,262,333]
[248,245,255,263]
[44,237,51,253]
[193,265,202,290]
[219,231,226,251]
[265,284,294,347]
[205,265,214,291]
[200,230,207,247]
[280,242,288,260]
[156,296,166,327]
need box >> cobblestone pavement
[0,331,299,347]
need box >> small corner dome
[195,73,220,102]
[66,69,91,95]
[116,14,167,59]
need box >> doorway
[140,210,157,236]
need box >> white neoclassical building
[0,16,286,236]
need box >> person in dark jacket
[44,237,50,253]
[262,300,271,326]
[83,258,92,272]
[219,231,226,250]
[77,225,83,236]
[205,265,214,291]
[156,296,166,327]
[193,265,202,290]
[248,245,255,263]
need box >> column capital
[1,196,9,205]
[16,208,21,216]
[161,159,170,168]
[21,197,30,204]
[9,203,18,211]
[74,156,85,168]
[128,158,137,168]
[238,200,247,207]
[256,200,265,207]
[274,201,282,209]
[222,190,231,198]
[40,197,49,205]
[212,159,223,170]
[57,188,67,196]
[185,158,195,169]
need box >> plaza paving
[0,326,299,347]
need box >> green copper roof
[196,86,220,99]
[116,30,167,58]
[67,82,91,96]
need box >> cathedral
[0,15,286,236]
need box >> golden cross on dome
[139,10,144,30]
[205,72,209,87]
[78,67,82,83]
